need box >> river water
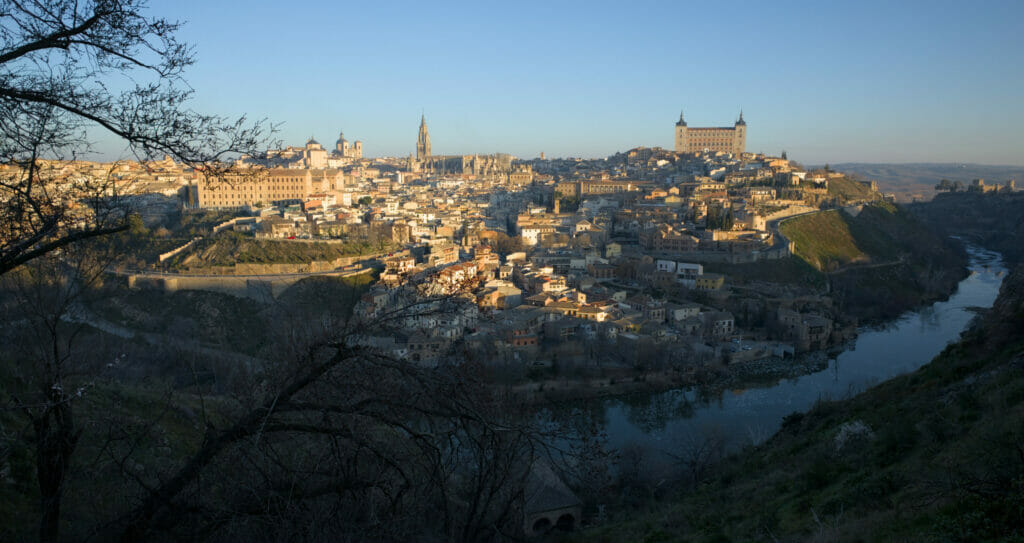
[589,245,1007,467]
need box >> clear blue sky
[116,0,1024,164]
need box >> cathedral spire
[416,113,431,160]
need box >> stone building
[334,130,363,159]
[409,115,521,178]
[522,460,582,536]
[302,138,328,168]
[241,130,363,168]
[673,111,747,155]
[190,168,345,209]
[554,179,646,198]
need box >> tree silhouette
[1,0,271,276]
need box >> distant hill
[819,163,1024,203]
[910,191,1024,264]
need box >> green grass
[827,175,880,203]
[169,232,395,269]
[779,202,968,321]
[779,202,947,273]
[176,209,245,236]
[780,209,869,271]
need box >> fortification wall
[126,268,373,301]
[158,237,202,262]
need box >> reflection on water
[917,305,940,331]
[587,245,1006,466]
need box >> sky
[99,0,1024,164]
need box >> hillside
[780,209,870,271]
[778,203,967,321]
[826,175,881,203]
[578,265,1024,542]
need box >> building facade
[335,130,363,159]
[673,111,747,155]
[240,130,364,169]
[191,168,346,209]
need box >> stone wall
[126,268,373,301]
[158,237,202,262]
[186,255,372,276]
[765,205,818,221]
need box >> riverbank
[575,259,1022,542]
[507,348,839,406]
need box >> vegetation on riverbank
[702,256,827,289]
[507,351,832,408]
[573,265,1024,542]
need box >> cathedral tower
[416,114,431,159]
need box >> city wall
[646,245,791,264]
[764,205,818,221]
[158,237,202,262]
[126,268,373,302]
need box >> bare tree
[0,240,118,543]
[0,6,550,540]
[0,0,271,276]
[0,3,271,541]
[94,286,542,542]
[666,424,727,486]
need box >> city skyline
[88,0,1024,165]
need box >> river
[582,245,1007,471]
